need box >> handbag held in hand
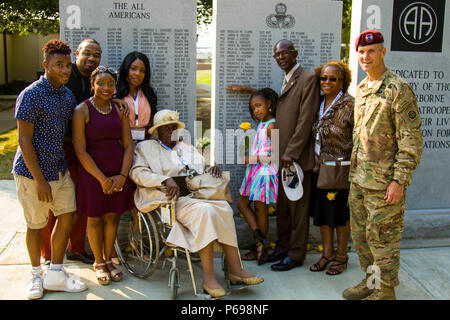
[186,170,232,202]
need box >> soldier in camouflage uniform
[343,30,423,300]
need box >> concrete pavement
[0,180,449,300]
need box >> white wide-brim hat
[281,162,304,201]
[148,109,186,135]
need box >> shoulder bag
[317,152,351,190]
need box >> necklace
[90,97,112,115]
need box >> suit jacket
[275,66,320,171]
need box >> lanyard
[158,140,196,176]
[319,90,343,121]
[315,91,343,156]
[134,94,139,126]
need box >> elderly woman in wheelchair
[128,109,264,298]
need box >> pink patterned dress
[239,119,278,204]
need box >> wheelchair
[114,200,248,299]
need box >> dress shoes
[270,256,303,271]
[65,251,95,264]
[227,273,264,286]
[266,251,288,263]
[202,283,227,298]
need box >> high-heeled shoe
[227,273,264,285]
[202,283,227,298]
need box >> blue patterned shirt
[12,76,77,181]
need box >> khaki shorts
[14,172,77,229]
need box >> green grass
[196,69,212,85]
[0,128,18,180]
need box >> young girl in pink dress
[238,88,279,265]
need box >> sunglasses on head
[96,65,117,74]
[319,76,342,82]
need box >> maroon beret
[355,30,384,51]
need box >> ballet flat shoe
[202,283,227,298]
[227,273,264,285]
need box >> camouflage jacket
[349,69,423,189]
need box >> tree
[0,0,59,35]
[197,0,213,26]
[341,0,352,61]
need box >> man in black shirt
[67,39,102,103]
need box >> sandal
[256,241,268,265]
[93,263,110,285]
[309,255,335,272]
[326,255,348,276]
[105,261,123,282]
[241,250,257,261]
[111,257,121,265]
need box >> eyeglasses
[96,66,117,74]
[319,76,342,82]
[273,50,295,58]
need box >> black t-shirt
[66,63,92,104]
[65,63,92,139]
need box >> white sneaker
[43,268,87,293]
[26,273,44,300]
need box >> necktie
[281,76,288,93]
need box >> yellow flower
[240,122,251,131]
[307,243,311,251]
[269,242,276,249]
[327,192,337,201]
[317,244,324,252]
[268,207,276,215]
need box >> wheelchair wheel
[115,210,160,278]
[169,268,179,300]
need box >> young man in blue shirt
[12,39,88,299]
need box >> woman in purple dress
[72,66,134,285]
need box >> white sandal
[93,263,110,285]
[105,261,123,282]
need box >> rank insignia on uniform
[408,111,417,119]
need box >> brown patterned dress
[310,92,354,227]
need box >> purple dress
[77,99,134,218]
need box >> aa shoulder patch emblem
[408,110,417,120]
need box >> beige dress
[130,139,238,252]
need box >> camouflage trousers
[349,182,405,288]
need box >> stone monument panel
[59,0,197,132]
[211,0,343,204]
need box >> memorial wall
[349,0,450,237]
[59,0,197,132]
[211,0,343,204]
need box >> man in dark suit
[267,39,320,271]
[227,40,320,270]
